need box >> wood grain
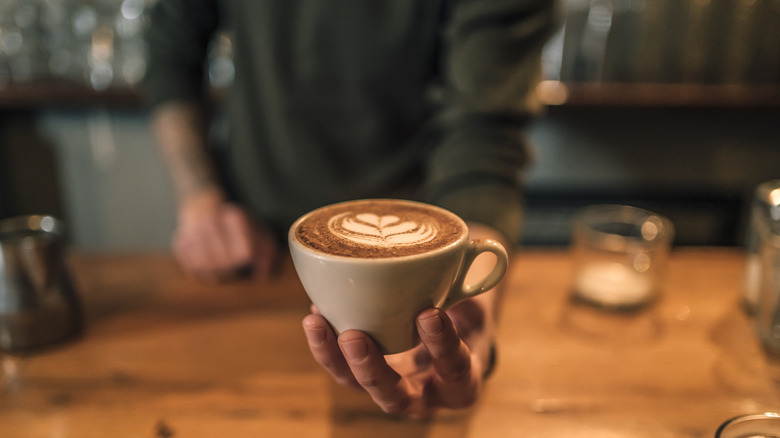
[2,248,776,437]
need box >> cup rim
[574,204,674,248]
[715,412,780,437]
[288,198,469,262]
[754,180,780,241]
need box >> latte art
[293,199,464,258]
[329,213,438,247]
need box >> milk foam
[328,212,438,247]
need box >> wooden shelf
[537,81,780,108]
[2,80,779,110]
[0,81,145,110]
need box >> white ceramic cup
[289,199,508,355]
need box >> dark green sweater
[146,0,558,242]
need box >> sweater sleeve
[144,0,220,108]
[423,0,559,244]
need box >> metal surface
[0,215,82,352]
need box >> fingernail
[341,339,368,361]
[418,311,443,335]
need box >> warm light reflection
[536,80,569,105]
[91,27,114,62]
[675,305,691,321]
[40,216,55,233]
[121,0,145,20]
[633,253,651,273]
[641,220,659,240]
[769,188,780,207]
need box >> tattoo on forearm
[153,103,220,203]
[167,142,218,201]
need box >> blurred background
[0,0,778,249]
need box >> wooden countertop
[2,248,777,437]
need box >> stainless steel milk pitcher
[0,215,82,352]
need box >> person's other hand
[173,191,278,281]
[302,300,494,419]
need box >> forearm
[151,101,225,213]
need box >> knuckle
[334,375,358,388]
[441,355,472,382]
[356,376,381,389]
[234,247,253,262]
[380,397,410,415]
[317,358,337,373]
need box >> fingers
[174,217,231,279]
[221,205,254,266]
[418,308,472,382]
[417,308,480,409]
[302,316,414,415]
[305,307,483,417]
[302,314,359,389]
[173,204,277,281]
[446,299,486,342]
[338,331,411,415]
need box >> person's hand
[302,299,495,419]
[172,191,278,281]
[302,222,507,418]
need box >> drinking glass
[571,204,674,310]
[715,413,780,438]
[755,216,780,356]
[744,180,780,314]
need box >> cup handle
[441,239,508,309]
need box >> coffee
[294,199,464,258]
